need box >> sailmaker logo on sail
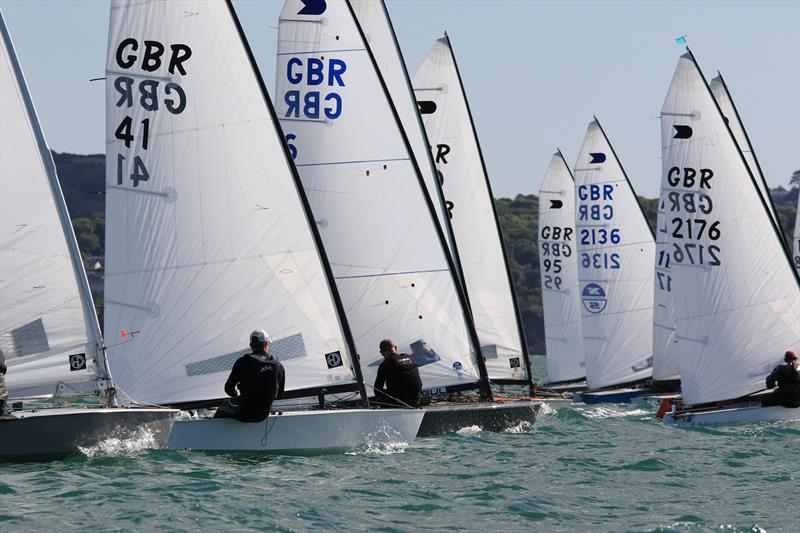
[581,283,607,314]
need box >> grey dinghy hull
[417,400,540,437]
[0,407,177,460]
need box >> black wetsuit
[0,350,7,412]
[216,353,285,422]
[374,353,422,408]
[763,362,800,408]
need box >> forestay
[0,14,106,398]
[274,0,484,394]
[538,151,585,383]
[710,74,780,231]
[349,0,456,260]
[412,35,529,383]
[573,119,655,390]
[659,50,800,406]
[104,0,360,406]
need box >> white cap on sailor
[250,329,269,343]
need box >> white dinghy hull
[662,405,800,427]
[0,407,177,461]
[167,408,424,453]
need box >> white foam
[503,421,535,433]
[455,425,482,435]
[78,427,158,458]
[581,406,651,419]
[346,419,409,456]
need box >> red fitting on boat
[655,398,673,420]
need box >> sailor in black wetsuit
[215,329,285,422]
[0,349,7,413]
[763,350,800,408]
[373,339,422,408]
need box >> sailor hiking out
[763,351,800,408]
[373,339,422,408]
[215,330,285,422]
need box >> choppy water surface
[2,358,798,532]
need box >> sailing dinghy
[0,11,175,460]
[104,0,422,453]
[657,50,800,426]
[571,118,657,404]
[537,150,587,392]
[275,0,538,435]
[407,30,545,422]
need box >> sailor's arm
[224,359,243,397]
[765,367,778,389]
[275,363,285,400]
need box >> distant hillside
[55,152,798,355]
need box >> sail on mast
[1,12,109,399]
[350,0,460,266]
[660,49,800,406]
[274,0,488,395]
[104,0,363,406]
[652,184,680,382]
[538,150,585,383]
[412,34,531,384]
[710,73,782,235]
[794,193,800,275]
[573,118,656,390]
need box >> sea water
[1,356,797,531]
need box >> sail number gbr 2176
[111,38,192,188]
[665,167,721,267]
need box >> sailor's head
[250,329,270,353]
[379,339,397,358]
[785,350,798,363]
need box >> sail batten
[274,0,484,395]
[573,119,656,390]
[659,49,799,406]
[104,0,362,406]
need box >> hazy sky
[1,0,798,198]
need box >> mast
[377,1,471,304]
[712,72,785,249]
[441,32,533,389]
[592,117,656,242]
[0,12,114,403]
[226,0,367,405]
[687,48,800,285]
[344,1,491,398]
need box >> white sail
[660,50,800,406]
[573,119,655,390]
[794,193,800,275]
[350,0,456,260]
[274,0,483,393]
[538,151,585,383]
[710,74,780,229]
[0,13,105,398]
[652,189,680,382]
[412,35,529,383]
[104,0,361,406]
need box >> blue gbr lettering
[577,184,614,221]
[285,57,346,120]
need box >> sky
[1,0,798,198]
